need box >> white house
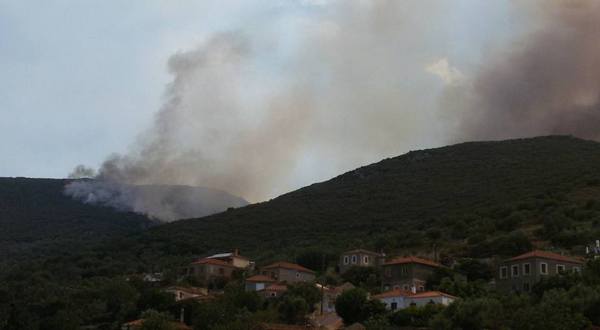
[372,289,456,311]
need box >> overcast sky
[0,1,517,186]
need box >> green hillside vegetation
[0,177,154,265]
[3,136,600,329]
[134,135,600,266]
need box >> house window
[540,262,548,275]
[343,256,350,265]
[364,256,370,264]
[499,266,508,279]
[351,255,357,264]
[556,264,565,273]
[390,302,398,310]
[523,263,531,276]
[511,265,519,277]
[573,266,581,273]
[403,284,410,291]
[418,286,425,292]
[270,292,276,297]
[296,272,300,278]
[523,283,530,292]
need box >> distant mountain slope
[0,177,155,261]
[136,136,600,263]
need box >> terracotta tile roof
[371,289,414,299]
[246,274,276,283]
[411,291,457,299]
[382,256,441,268]
[191,258,236,267]
[509,250,584,264]
[262,261,315,274]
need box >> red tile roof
[411,291,457,299]
[383,256,441,268]
[246,274,276,283]
[509,250,584,264]
[262,261,315,274]
[191,258,236,267]
[371,289,414,299]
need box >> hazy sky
[1,1,518,193]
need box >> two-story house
[381,256,441,292]
[260,261,316,283]
[338,249,385,274]
[495,250,584,293]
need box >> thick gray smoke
[453,1,600,141]
[67,0,600,220]
[65,180,247,221]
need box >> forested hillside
[3,136,600,329]
[137,135,600,264]
[0,177,154,264]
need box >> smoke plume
[67,0,600,220]
[452,1,600,141]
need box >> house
[315,282,355,314]
[245,274,276,291]
[495,250,584,293]
[188,258,239,284]
[338,249,385,274]
[258,283,288,299]
[381,256,441,292]
[205,249,253,269]
[371,289,456,311]
[260,261,316,283]
[164,286,209,302]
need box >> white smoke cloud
[426,58,464,85]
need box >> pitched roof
[261,261,315,274]
[191,258,236,267]
[342,249,383,256]
[371,289,414,299]
[246,274,276,283]
[508,250,584,264]
[411,291,457,299]
[383,256,441,268]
